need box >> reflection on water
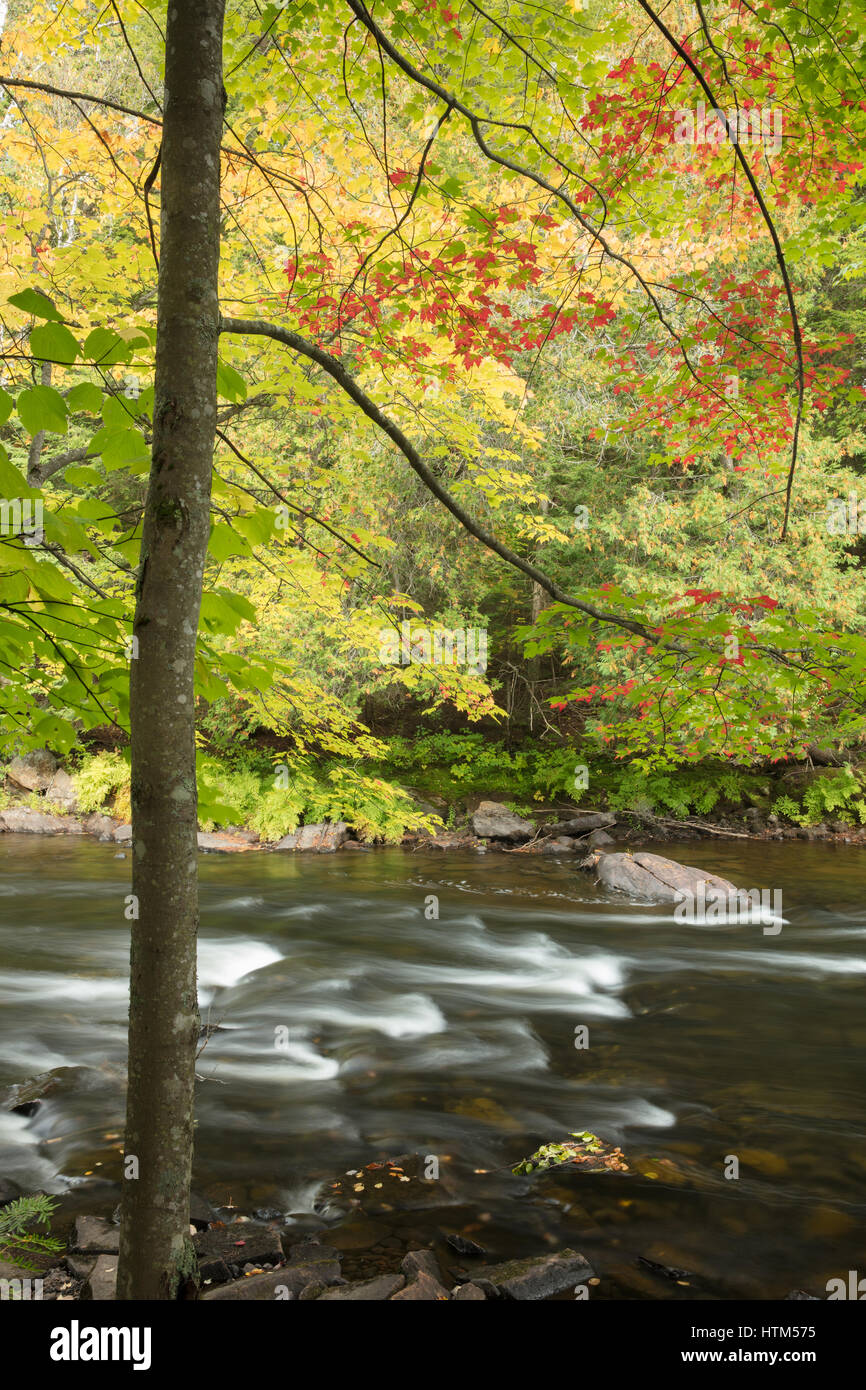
[1,833,865,1299]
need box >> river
[1,833,864,1298]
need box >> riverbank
[4,744,866,853]
[2,795,865,851]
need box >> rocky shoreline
[3,748,865,853]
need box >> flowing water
[1,833,864,1298]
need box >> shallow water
[1,833,864,1298]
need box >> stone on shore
[193,1223,285,1284]
[81,1254,118,1300]
[274,821,348,852]
[471,801,534,841]
[0,807,81,835]
[72,1215,119,1255]
[468,1248,594,1300]
[6,749,57,792]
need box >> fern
[0,1193,63,1273]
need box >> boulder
[202,1269,296,1301]
[2,1065,106,1116]
[6,749,57,792]
[72,1215,119,1255]
[453,1282,487,1300]
[471,801,534,841]
[542,837,577,854]
[318,1273,406,1300]
[390,1271,450,1300]
[45,768,78,812]
[81,813,119,838]
[588,828,616,848]
[81,1253,118,1301]
[196,831,257,853]
[469,1248,594,1300]
[401,1248,446,1283]
[193,1223,284,1284]
[0,807,80,835]
[112,823,132,842]
[445,1234,486,1258]
[592,850,737,905]
[545,812,616,835]
[274,821,348,852]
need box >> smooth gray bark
[117,0,226,1300]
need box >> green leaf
[208,522,252,563]
[67,382,103,413]
[89,426,149,471]
[8,288,65,321]
[17,386,69,436]
[64,464,103,487]
[83,328,134,366]
[0,388,13,425]
[216,360,248,403]
[30,322,80,365]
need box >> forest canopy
[0,0,865,832]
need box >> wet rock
[471,801,534,841]
[637,1254,693,1281]
[251,1207,283,1223]
[197,831,258,853]
[453,1282,487,1300]
[470,1248,594,1300]
[189,1192,216,1231]
[539,836,574,854]
[81,1254,118,1301]
[445,1234,486,1258]
[2,1065,105,1116]
[6,748,57,792]
[64,1254,97,1282]
[112,823,132,842]
[0,1176,22,1206]
[588,828,616,848]
[0,807,81,835]
[318,1273,406,1300]
[72,1215,119,1255]
[193,1223,284,1284]
[391,1270,450,1300]
[327,1216,389,1251]
[591,850,737,905]
[274,821,348,852]
[298,1281,328,1300]
[401,1248,445,1283]
[202,1269,297,1301]
[81,812,118,838]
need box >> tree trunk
[117,0,225,1300]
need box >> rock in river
[588,849,737,904]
